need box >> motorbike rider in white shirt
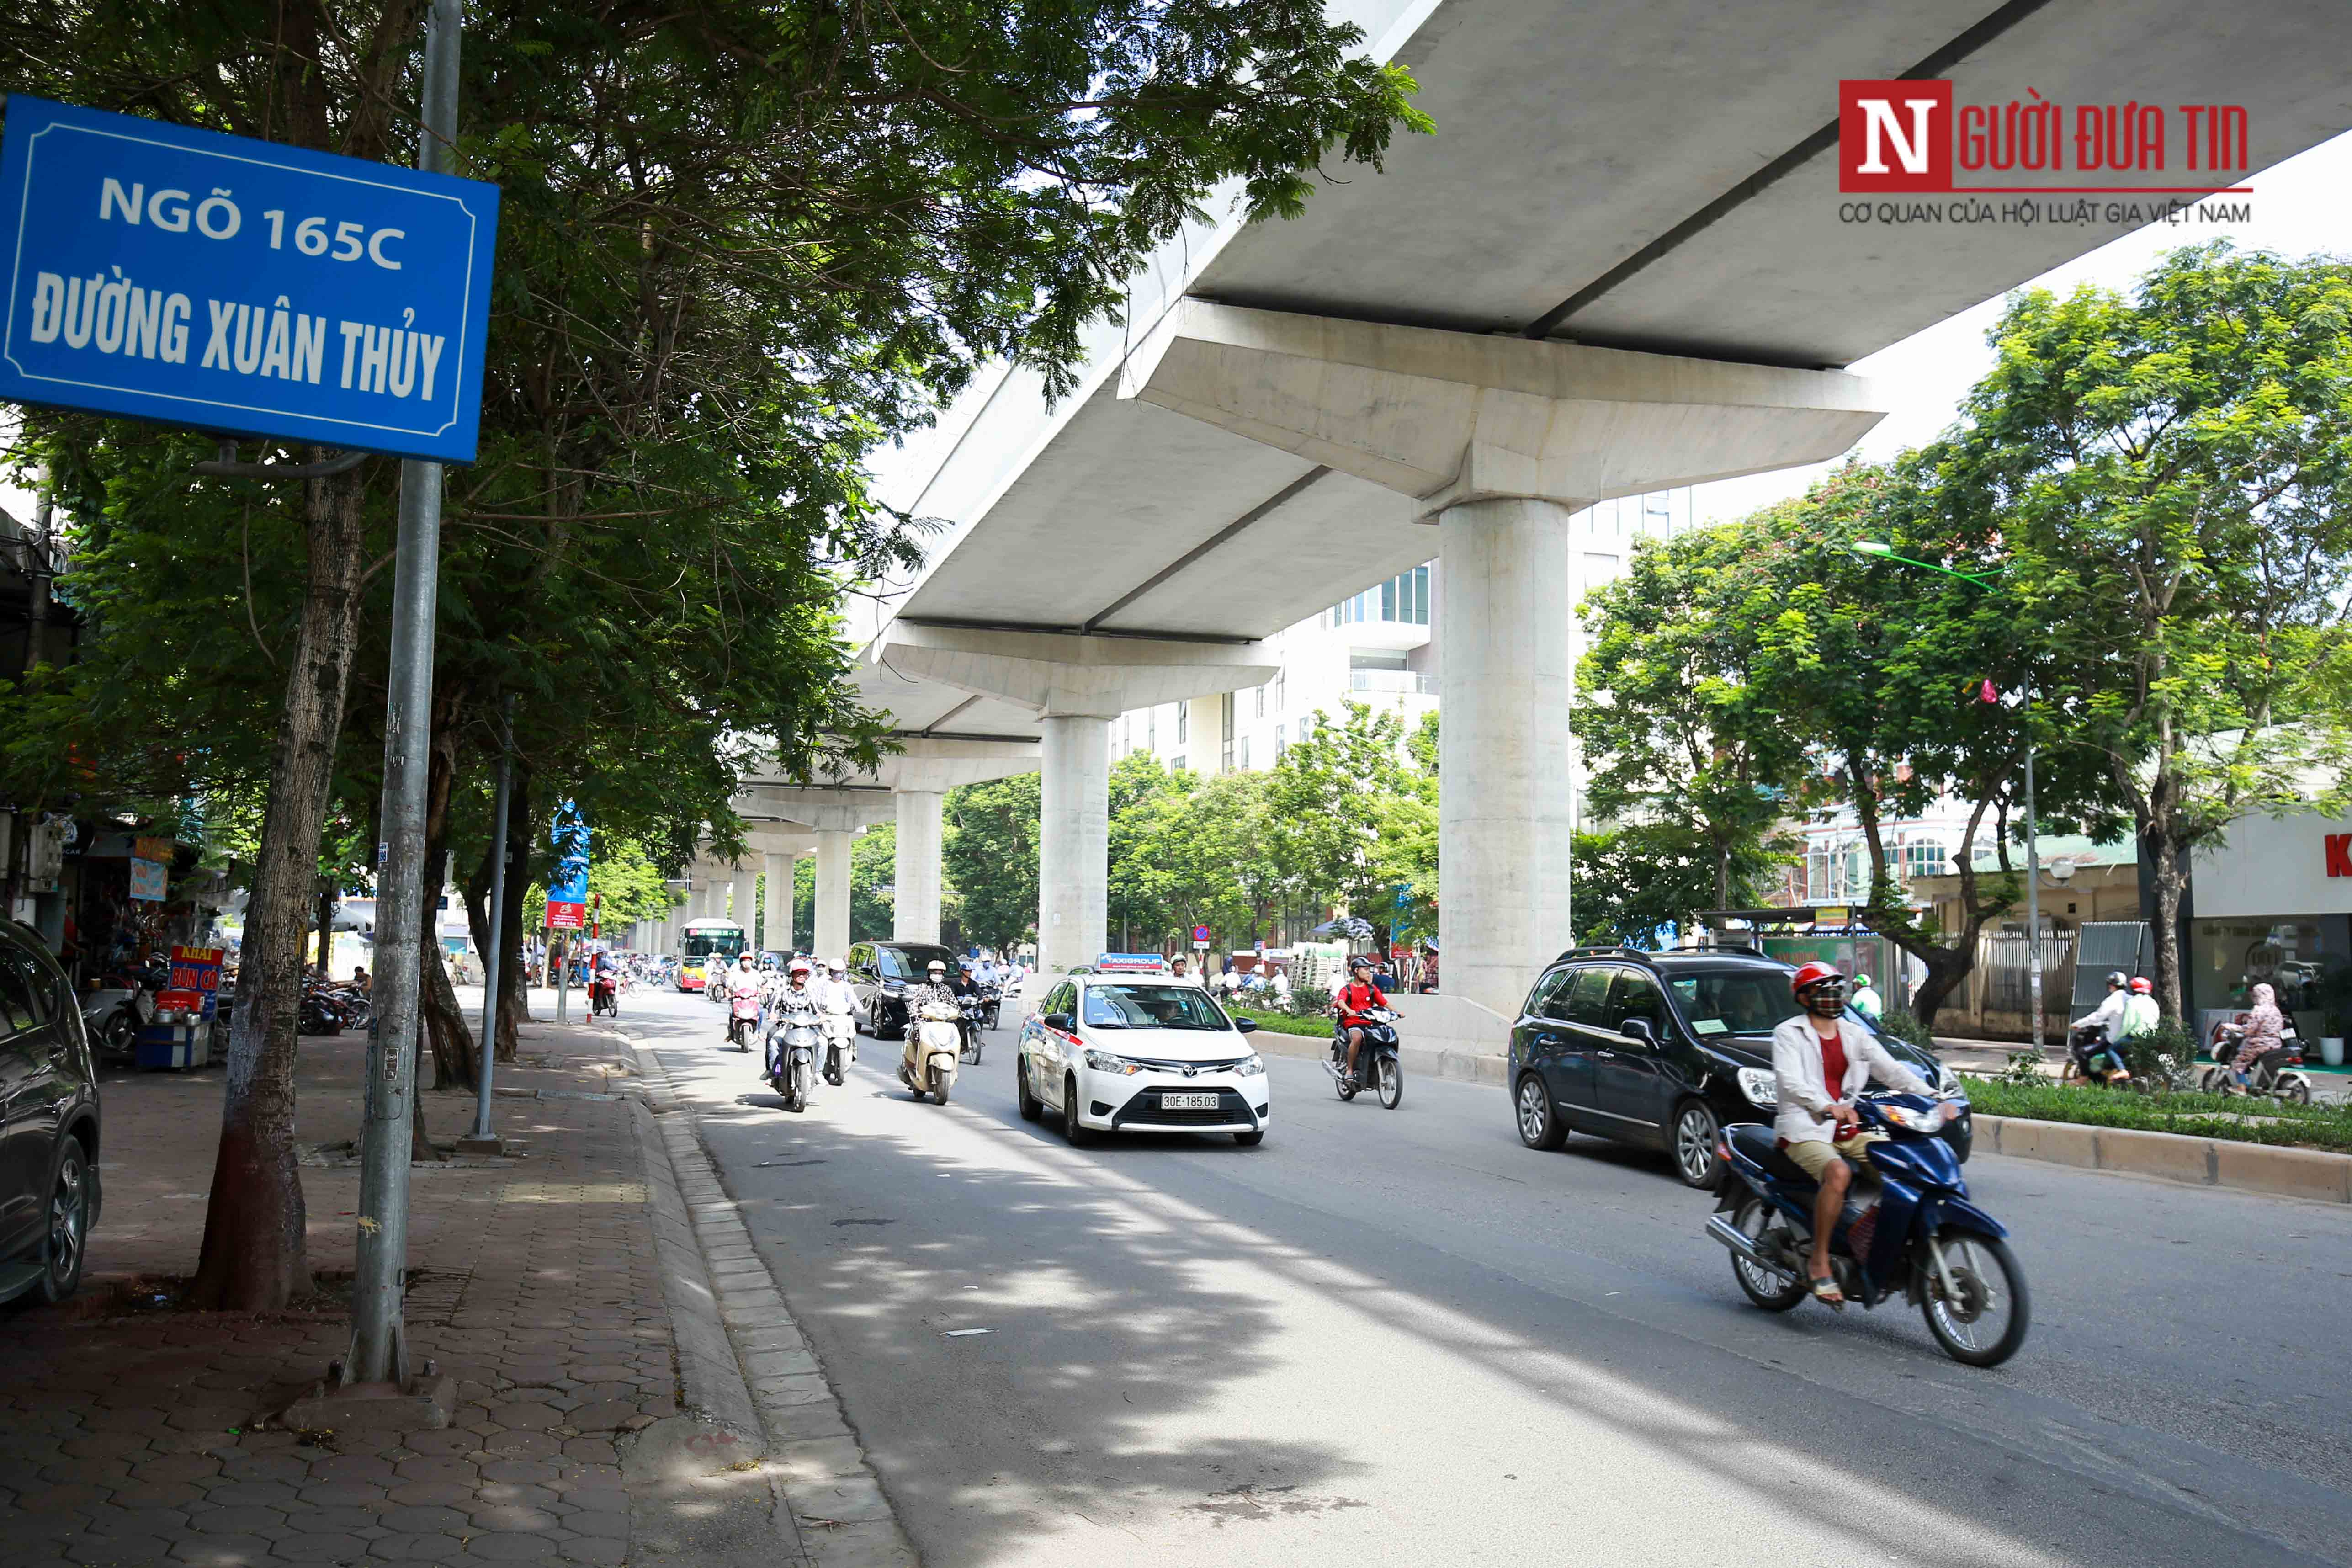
[811,959,860,1075]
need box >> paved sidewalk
[0,1009,779,1567]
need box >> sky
[1686,131,2352,527]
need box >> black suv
[1506,947,1964,1188]
[0,920,101,1306]
[845,941,961,1039]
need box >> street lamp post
[1850,541,2045,1052]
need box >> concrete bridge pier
[878,626,1275,977]
[1120,301,1885,1018]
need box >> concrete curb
[1249,1026,1510,1087]
[1974,1113,2352,1203]
[621,1028,923,1568]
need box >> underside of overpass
[735,0,2352,1008]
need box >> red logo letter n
[2327,833,2352,878]
[1839,80,1952,192]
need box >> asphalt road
[616,986,2352,1568]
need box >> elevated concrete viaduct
[812,0,2352,1017]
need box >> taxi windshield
[1082,984,1230,1031]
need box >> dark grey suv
[1507,947,1964,1188]
[0,920,101,1306]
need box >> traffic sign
[1191,925,1211,944]
[0,96,499,462]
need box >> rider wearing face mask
[1773,962,1933,1307]
[902,959,961,1083]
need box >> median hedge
[1233,1010,1335,1040]
[1959,1077,2352,1153]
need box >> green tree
[1941,245,2352,1018]
[1568,823,1789,947]
[1731,461,2120,1029]
[1266,703,1413,945]
[944,774,1041,951]
[1577,532,1809,909]
[3,0,1428,1308]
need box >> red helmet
[2129,976,2152,994]
[1789,961,1844,999]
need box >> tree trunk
[314,881,335,977]
[191,462,370,1311]
[416,703,477,1095]
[2147,830,2187,1021]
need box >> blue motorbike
[1707,1092,2030,1366]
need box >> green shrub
[1958,1074,2352,1151]
[2122,1020,2199,1090]
[1288,984,1332,1019]
[1876,1007,1934,1052]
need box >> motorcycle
[901,998,962,1105]
[589,971,620,1018]
[2201,1022,2314,1104]
[820,1011,856,1086]
[2060,1023,2132,1088]
[724,981,760,1052]
[1328,1006,1404,1109]
[958,994,990,1064]
[979,982,1003,1031]
[767,1010,824,1113]
[1709,1090,2030,1367]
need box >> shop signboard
[545,798,589,930]
[171,944,225,1019]
[0,96,501,462]
[126,853,166,902]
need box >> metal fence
[1975,929,2077,1027]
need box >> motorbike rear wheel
[1921,1231,2030,1367]
[1331,1045,1357,1101]
[1375,1054,1403,1109]
[1730,1196,1808,1313]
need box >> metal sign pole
[347,0,461,1389]
[469,695,515,1143]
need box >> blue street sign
[0,96,499,462]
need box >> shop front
[2185,810,2352,1061]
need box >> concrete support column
[893,791,945,945]
[763,852,790,953]
[1038,715,1111,978]
[1439,496,1577,1021]
[731,864,756,936]
[814,831,853,964]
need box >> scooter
[901,998,962,1105]
[1328,1007,1404,1109]
[958,994,990,1064]
[768,1012,824,1112]
[2060,1023,2131,1088]
[820,1011,856,1086]
[725,982,760,1052]
[2201,1022,2314,1104]
[1709,1091,2030,1367]
[589,971,620,1018]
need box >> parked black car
[0,920,101,1306]
[1507,947,1965,1188]
[845,941,961,1040]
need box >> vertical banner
[545,798,590,930]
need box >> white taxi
[1017,973,1269,1146]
